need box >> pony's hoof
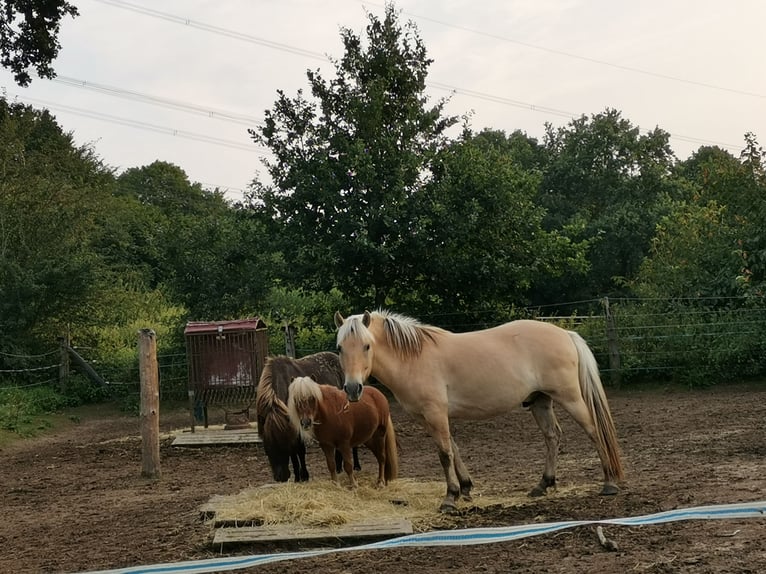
[439,500,459,514]
[529,486,547,497]
[600,484,619,496]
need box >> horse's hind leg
[366,434,387,486]
[335,448,361,472]
[334,450,344,473]
[558,397,619,495]
[450,438,473,501]
[528,393,562,497]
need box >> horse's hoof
[439,501,459,514]
[460,490,473,502]
[600,484,619,496]
[529,486,546,497]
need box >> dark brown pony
[287,376,398,488]
[255,352,359,482]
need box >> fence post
[284,323,296,358]
[602,297,622,389]
[138,329,161,480]
[58,335,70,392]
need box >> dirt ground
[1,381,765,574]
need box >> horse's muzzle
[344,381,363,402]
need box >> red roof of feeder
[184,317,266,335]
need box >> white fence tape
[80,500,766,574]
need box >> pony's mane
[337,309,446,359]
[288,376,324,407]
[287,376,324,441]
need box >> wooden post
[58,335,70,392]
[138,329,161,479]
[284,323,296,358]
[602,297,622,389]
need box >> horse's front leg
[423,411,462,513]
[290,438,309,482]
[339,445,358,489]
[320,444,339,484]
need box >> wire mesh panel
[184,318,268,428]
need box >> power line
[52,75,263,126]
[8,92,271,154]
[91,0,748,153]
[362,0,766,101]
[428,82,742,151]
[92,0,328,61]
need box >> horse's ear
[334,311,345,328]
[362,310,371,327]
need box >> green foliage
[70,282,187,397]
[538,109,678,302]
[0,0,79,86]
[115,162,281,320]
[410,129,588,319]
[62,374,111,405]
[260,286,348,355]
[249,3,458,308]
[0,385,71,433]
[0,98,116,350]
[631,200,743,299]
[601,299,766,387]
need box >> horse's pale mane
[336,309,445,359]
[288,376,324,407]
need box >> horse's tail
[569,331,624,482]
[383,414,399,482]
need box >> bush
[0,386,71,432]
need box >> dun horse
[334,309,624,513]
[255,352,360,482]
[287,376,398,488]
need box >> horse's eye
[364,344,370,352]
[337,346,342,354]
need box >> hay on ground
[206,475,589,532]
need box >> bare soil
[1,382,765,574]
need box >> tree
[0,98,113,349]
[0,0,78,86]
[407,128,588,323]
[671,135,766,298]
[249,3,458,308]
[537,109,678,302]
[114,161,282,319]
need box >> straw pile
[205,475,584,532]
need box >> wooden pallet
[171,427,261,446]
[213,518,413,546]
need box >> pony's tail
[383,414,399,482]
[569,331,625,482]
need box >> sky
[2,0,765,202]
